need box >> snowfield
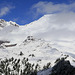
[0,14,75,75]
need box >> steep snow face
[20,13,75,41]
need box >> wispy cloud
[31,1,75,16]
[0,4,15,17]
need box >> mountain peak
[0,19,7,29]
[0,19,6,23]
[9,21,19,27]
[0,20,19,30]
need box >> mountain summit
[0,19,19,30]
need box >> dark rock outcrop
[0,40,10,45]
[50,58,75,75]
[5,44,17,47]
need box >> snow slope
[0,14,75,74]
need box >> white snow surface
[0,14,75,74]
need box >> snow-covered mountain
[0,14,75,75]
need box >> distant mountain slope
[0,14,75,43]
[0,14,75,73]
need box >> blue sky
[0,0,75,25]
